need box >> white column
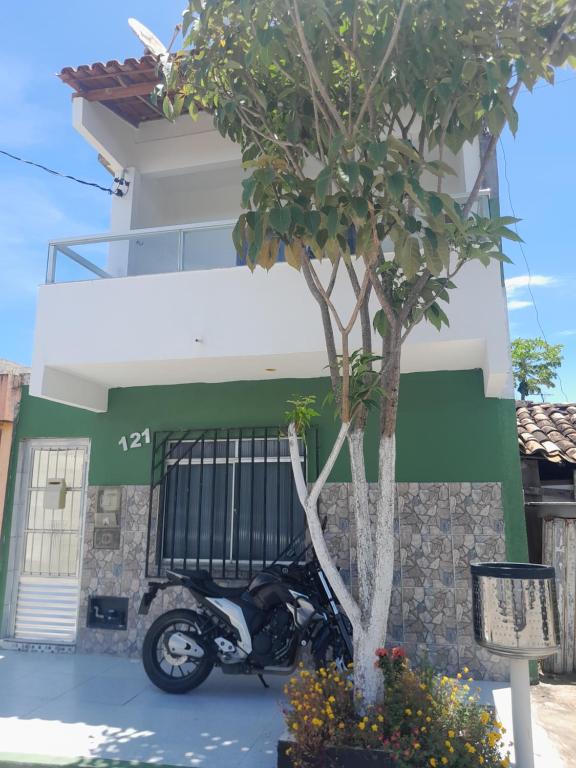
[509,658,534,768]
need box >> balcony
[31,212,512,412]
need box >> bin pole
[509,658,534,768]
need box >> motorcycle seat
[167,569,248,599]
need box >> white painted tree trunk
[287,422,397,707]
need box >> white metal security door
[12,444,88,643]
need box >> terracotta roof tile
[516,401,576,464]
[59,55,163,126]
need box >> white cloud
[507,300,533,311]
[505,274,556,296]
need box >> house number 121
[118,428,151,452]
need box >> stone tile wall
[77,481,509,679]
[320,482,508,680]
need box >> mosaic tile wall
[77,482,508,679]
[320,482,508,680]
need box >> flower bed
[279,648,510,768]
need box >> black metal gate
[146,427,316,579]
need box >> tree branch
[287,422,360,624]
[353,0,409,134]
[289,0,348,134]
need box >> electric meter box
[44,479,67,510]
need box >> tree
[161,0,576,703]
[511,337,564,400]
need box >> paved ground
[0,650,568,768]
[0,650,284,768]
[532,673,576,768]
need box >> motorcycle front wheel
[142,609,214,693]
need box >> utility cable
[0,148,127,196]
[499,138,569,402]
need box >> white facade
[30,97,514,412]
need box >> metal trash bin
[471,562,560,659]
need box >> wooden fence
[542,516,576,673]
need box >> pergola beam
[73,81,158,102]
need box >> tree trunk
[351,345,401,706]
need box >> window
[154,429,307,579]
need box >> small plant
[284,650,511,767]
[285,395,320,437]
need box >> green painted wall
[0,370,526,622]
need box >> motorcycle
[138,531,353,693]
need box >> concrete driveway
[0,649,569,768]
[0,649,285,768]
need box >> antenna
[128,18,168,58]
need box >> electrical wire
[499,138,569,403]
[0,148,126,196]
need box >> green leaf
[368,141,387,165]
[351,197,368,220]
[305,210,321,235]
[269,207,292,235]
[232,215,246,261]
[387,172,404,200]
[462,60,478,82]
[427,193,443,217]
[373,309,389,338]
[315,167,332,204]
[326,207,339,239]
[241,176,256,208]
[162,96,175,121]
[498,226,524,243]
[423,237,443,276]
[340,161,360,190]
[397,237,422,280]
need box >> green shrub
[283,648,510,767]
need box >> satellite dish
[128,18,168,58]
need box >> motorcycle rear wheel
[143,609,214,693]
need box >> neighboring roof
[59,55,163,126]
[516,401,576,464]
[0,359,30,375]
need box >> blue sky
[0,3,575,400]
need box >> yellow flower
[417,710,423,716]
[405,708,413,716]
[488,732,500,748]
[426,716,432,723]
[371,725,378,732]
[328,695,336,703]
[414,743,421,750]
[420,683,427,691]
[430,759,438,767]
[338,722,345,729]
[441,759,448,765]
[501,759,510,768]
[463,666,470,674]
[312,718,323,727]
[480,711,490,725]
[445,740,451,748]
[377,714,384,722]
[448,730,455,739]
[465,743,476,754]
[479,758,485,765]
[358,722,366,730]
[291,723,299,731]
[457,673,462,679]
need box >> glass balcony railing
[46,220,237,284]
[46,192,490,284]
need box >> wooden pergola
[59,55,164,126]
